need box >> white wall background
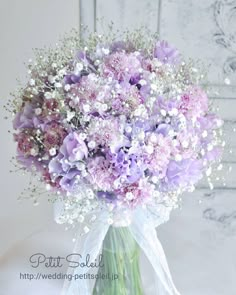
[0,1,236,294]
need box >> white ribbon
[54,202,180,295]
[60,211,110,295]
[129,207,180,295]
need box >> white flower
[66,111,75,121]
[151,176,158,184]
[49,148,57,156]
[30,148,38,156]
[125,126,132,133]
[29,79,35,86]
[107,218,113,225]
[83,226,90,233]
[175,154,182,162]
[151,83,157,91]
[145,145,154,154]
[58,68,67,76]
[74,63,83,75]
[88,141,96,149]
[102,48,110,55]
[55,82,62,88]
[149,133,157,143]
[101,104,108,112]
[182,141,189,148]
[138,131,145,141]
[83,104,90,113]
[48,75,56,84]
[139,79,147,86]
[126,192,134,200]
[160,109,167,117]
[64,84,71,92]
[78,215,85,223]
[45,92,52,99]
[169,108,178,116]
[202,130,208,138]
[35,108,42,115]
[206,167,212,177]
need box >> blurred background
[0,0,236,294]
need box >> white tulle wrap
[54,201,181,295]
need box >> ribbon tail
[61,212,110,295]
[129,208,181,295]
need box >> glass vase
[92,226,144,295]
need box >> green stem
[93,226,144,295]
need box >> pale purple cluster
[13,37,223,208]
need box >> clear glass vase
[92,226,144,295]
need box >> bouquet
[10,30,224,295]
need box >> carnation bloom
[14,131,39,157]
[113,82,142,114]
[87,117,128,152]
[116,179,155,207]
[103,52,141,81]
[68,73,112,115]
[43,122,67,152]
[145,133,173,178]
[42,99,61,121]
[87,156,116,191]
[179,86,208,118]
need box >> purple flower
[203,147,222,163]
[64,74,81,85]
[108,148,145,185]
[129,74,141,85]
[154,41,180,64]
[198,115,219,131]
[103,52,141,81]
[164,159,203,190]
[156,124,171,136]
[97,191,116,201]
[126,155,144,183]
[60,132,88,162]
[59,169,81,190]
[110,40,135,53]
[140,84,151,101]
[16,152,44,172]
[155,96,179,115]
[13,103,41,129]
[48,132,88,192]
[76,50,92,64]
[87,156,116,191]
[76,50,96,73]
[95,43,110,58]
[132,120,153,134]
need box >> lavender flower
[108,147,145,185]
[154,41,180,64]
[165,159,203,190]
[13,102,41,129]
[49,132,88,192]
[64,74,81,85]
